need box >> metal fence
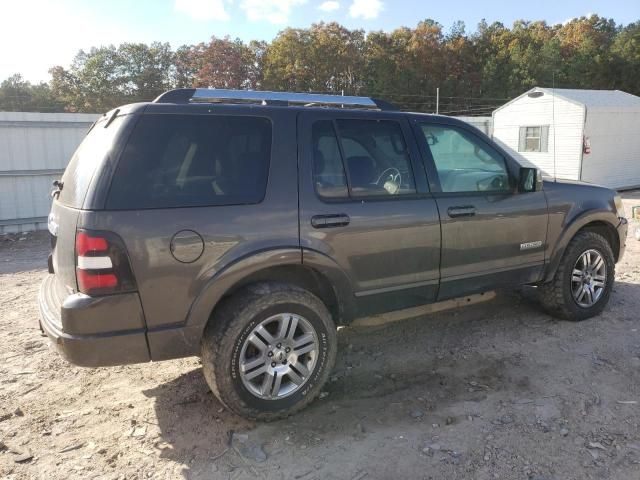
[0,112,99,234]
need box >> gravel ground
[1,192,639,480]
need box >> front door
[412,119,549,300]
[298,111,441,316]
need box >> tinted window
[419,124,510,193]
[107,114,271,209]
[311,119,416,198]
[312,121,348,198]
[58,115,125,208]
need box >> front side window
[107,114,271,209]
[311,119,416,198]
[519,125,549,152]
[419,124,510,193]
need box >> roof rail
[153,88,397,111]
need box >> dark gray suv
[39,89,628,419]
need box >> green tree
[610,21,640,95]
[557,15,618,89]
[262,27,314,91]
[0,74,64,112]
[49,42,174,112]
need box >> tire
[201,283,337,420]
[539,231,615,321]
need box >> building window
[518,125,549,153]
[525,126,541,151]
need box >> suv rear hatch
[48,111,129,305]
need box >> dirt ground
[1,193,639,480]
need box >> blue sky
[1,0,638,82]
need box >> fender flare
[184,247,357,332]
[543,209,620,283]
[301,248,358,323]
[184,248,302,331]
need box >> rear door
[412,118,549,300]
[298,110,441,316]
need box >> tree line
[1,15,639,115]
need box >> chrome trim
[354,278,439,297]
[77,256,113,270]
[47,213,59,236]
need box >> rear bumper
[617,217,628,262]
[38,274,150,367]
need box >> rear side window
[312,119,416,199]
[312,121,348,198]
[58,115,125,208]
[107,114,271,210]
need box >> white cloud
[240,0,306,24]
[174,0,231,21]
[562,12,595,26]
[349,0,382,19]
[318,1,340,12]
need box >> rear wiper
[104,108,120,128]
[51,179,64,198]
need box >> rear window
[58,115,125,208]
[106,114,272,210]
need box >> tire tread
[539,231,614,321]
[201,283,336,421]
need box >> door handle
[447,206,476,218]
[311,214,350,229]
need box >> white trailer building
[492,87,640,190]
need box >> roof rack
[153,88,397,111]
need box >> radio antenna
[552,72,557,182]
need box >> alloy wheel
[571,249,607,308]
[239,313,319,399]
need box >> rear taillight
[75,230,136,295]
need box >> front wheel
[201,283,337,420]
[539,231,615,321]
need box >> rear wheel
[539,231,615,321]
[201,283,337,420]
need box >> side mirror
[518,167,543,193]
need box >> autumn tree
[5,14,640,114]
[558,16,618,89]
[189,36,258,89]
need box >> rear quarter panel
[77,106,300,335]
